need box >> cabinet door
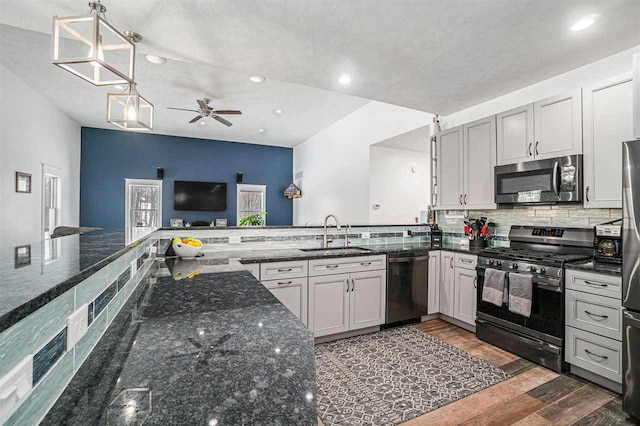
[583,73,633,208]
[454,267,477,326]
[497,104,534,165]
[308,273,350,337]
[463,116,497,209]
[439,252,455,317]
[534,89,582,160]
[436,126,464,209]
[263,277,308,326]
[428,252,441,314]
[350,270,386,330]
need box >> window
[125,179,162,244]
[237,184,266,225]
[43,174,60,239]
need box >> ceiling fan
[167,98,242,126]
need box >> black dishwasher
[386,254,429,325]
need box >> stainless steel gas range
[475,226,594,372]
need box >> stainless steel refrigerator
[623,140,640,419]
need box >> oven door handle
[552,161,560,197]
[477,267,562,292]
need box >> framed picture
[15,245,31,268]
[15,172,31,193]
[170,218,184,228]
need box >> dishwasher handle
[388,255,430,263]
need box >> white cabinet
[454,267,477,326]
[497,104,534,165]
[435,126,464,209]
[497,90,582,166]
[263,277,308,326]
[428,251,441,314]
[463,116,497,209]
[244,263,260,280]
[583,73,634,208]
[349,270,387,330]
[439,251,455,317]
[309,273,350,337]
[534,89,582,160]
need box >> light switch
[229,236,241,244]
[0,355,33,424]
[67,304,89,349]
[361,232,370,239]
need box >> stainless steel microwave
[494,155,582,205]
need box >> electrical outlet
[361,232,370,239]
[0,355,33,424]
[229,235,241,244]
[66,304,88,349]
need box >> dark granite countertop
[565,259,622,276]
[43,268,317,425]
[0,229,153,334]
[160,223,429,231]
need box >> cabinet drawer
[262,277,308,326]
[309,255,386,276]
[565,269,621,299]
[260,260,308,280]
[566,326,622,383]
[455,253,477,270]
[566,290,622,341]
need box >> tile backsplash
[437,206,622,237]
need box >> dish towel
[482,268,507,307]
[509,272,533,317]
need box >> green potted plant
[239,212,267,227]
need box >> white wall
[369,146,430,224]
[293,101,432,225]
[0,64,81,245]
[442,45,640,128]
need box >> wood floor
[318,319,639,426]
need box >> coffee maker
[594,219,622,264]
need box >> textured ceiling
[0,24,370,147]
[373,126,431,153]
[1,0,639,117]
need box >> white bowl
[172,241,203,258]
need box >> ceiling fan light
[249,75,266,83]
[107,83,154,131]
[52,1,136,86]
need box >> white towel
[509,272,533,317]
[482,268,507,307]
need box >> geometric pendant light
[52,1,135,86]
[107,83,154,131]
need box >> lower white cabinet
[309,270,386,337]
[428,252,441,314]
[566,326,622,384]
[439,252,455,317]
[263,277,308,326]
[454,267,477,326]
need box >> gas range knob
[510,263,518,270]
[539,267,546,274]
[527,266,537,273]
[496,260,503,267]
[488,259,495,265]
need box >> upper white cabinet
[497,104,534,165]
[582,73,634,208]
[435,116,496,210]
[463,116,497,209]
[534,89,582,160]
[497,90,582,166]
[436,126,464,209]
[428,251,441,314]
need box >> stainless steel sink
[300,247,370,255]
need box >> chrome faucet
[323,214,341,248]
[344,224,351,248]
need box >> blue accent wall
[80,127,293,227]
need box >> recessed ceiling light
[200,121,206,125]
[258,128,265,133]
[338,74,352,84]
[275,109,283,115]
[571,14,599,31]
[145,54,166,64]
[249,75,266,83]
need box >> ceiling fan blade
[212,115,233,127]
[189,115,204,124]
[167,107,199,112]
[197,99,208,110]
[213,110,242,115]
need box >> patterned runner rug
[315,326,510,425]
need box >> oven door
[476,266,564,346]
[495,155,582,204]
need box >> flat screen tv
[174,180,227,211]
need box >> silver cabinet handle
[460,259,473,264]
[535,141,539,156]
[474,277,477,288]
[464,194,467,205]
[585,186,590,202]
[327,265,339,269]
[585,310,608,320]
[552,161,559,197]
[584,280,608,287]
[459,194,463,205]
[450,258,454,269]
[351,278,355,292]
[360,262,372,266]
[584,349,608,361]
[528,143,532,156]
[345,279,349,293]
[277,268,292,272]
[277,280,293,286]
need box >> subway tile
[74,266,109,308]
[33,328,67,385]
[117,267,132,292]
[94,282,117,319]
[0,290,74,378]
[568,208,610,218]
[107,255,126,284]
[535,209,569,218]
[74,311,107,370]
[87,302,94,326]
[108,284,129,323]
